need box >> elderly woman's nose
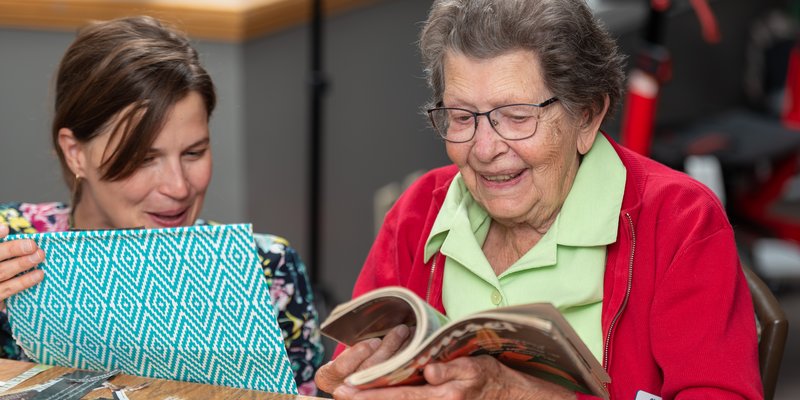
[474,115,498,138]
[472,115,506,160]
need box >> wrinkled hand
[316,324,411,395]
[0,224,45,308]
[331,354,576,400]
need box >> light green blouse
[423,134,626,361]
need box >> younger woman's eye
[184,148,207,158]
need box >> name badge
[635,390,662,400]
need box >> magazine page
[477,303,610,389]
[346,311,608,399]
[321,286,448,345]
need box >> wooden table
[0,0,376,41]
[0,359,325,399]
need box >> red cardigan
[349,135,763,399]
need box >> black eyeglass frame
[427,97,559,143]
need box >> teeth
[484,172,520,182]
[154,211,184,218]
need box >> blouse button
[490,289,502,305]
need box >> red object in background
[651,0,669,12]
[620,0,718,156]
[783,44,800,130]
[620,46,672,157]
[689,0,721,44]
[621,72,659,156]
[738,154,800,244]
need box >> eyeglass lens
[430,104,542,142]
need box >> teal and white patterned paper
[4,224,297,394]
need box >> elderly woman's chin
[464,172,541,222]
[476,193,546,225]
[483,198,540,224]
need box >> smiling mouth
[147,208,190,227]
[482,170,524,183]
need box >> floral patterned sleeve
[253,233,324,396]
[1,202,67,361]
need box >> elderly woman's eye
[500,107,537,124]
[449,112,473,125]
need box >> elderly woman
[316,0,762,399]
[0,16,323,394]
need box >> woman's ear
[57,128,87,177]
[576,95,610,155]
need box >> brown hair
[419,0,626,124]
[53,15,216,203]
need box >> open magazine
[320,286,610,399]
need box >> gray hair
[419,0,626,124]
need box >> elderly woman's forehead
[442,50,547,82]
[441,51,554,104]
[443,46,541,60]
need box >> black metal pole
[309,0,326,285]
[645,0,667,46]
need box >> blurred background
[0,0,797,397]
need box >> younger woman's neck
[70,201,108,230]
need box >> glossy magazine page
[321,287,609,399]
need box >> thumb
[424,356,495,385]
[423,361,460,385]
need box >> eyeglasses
[427,97,558,143]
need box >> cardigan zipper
[426,255,437,304]
[603,212,636,375]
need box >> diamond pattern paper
[4,224,297,394]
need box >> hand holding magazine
[320,286,610,399]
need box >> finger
[332,384,359,400]
[359,324,411,370]
[316,338,381,393]
[0,224,8,239]
[0,238,38,262]
[424,362,457,386]
[0,269,44,301]
[423,356,487,385]
[0,248,44,281]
